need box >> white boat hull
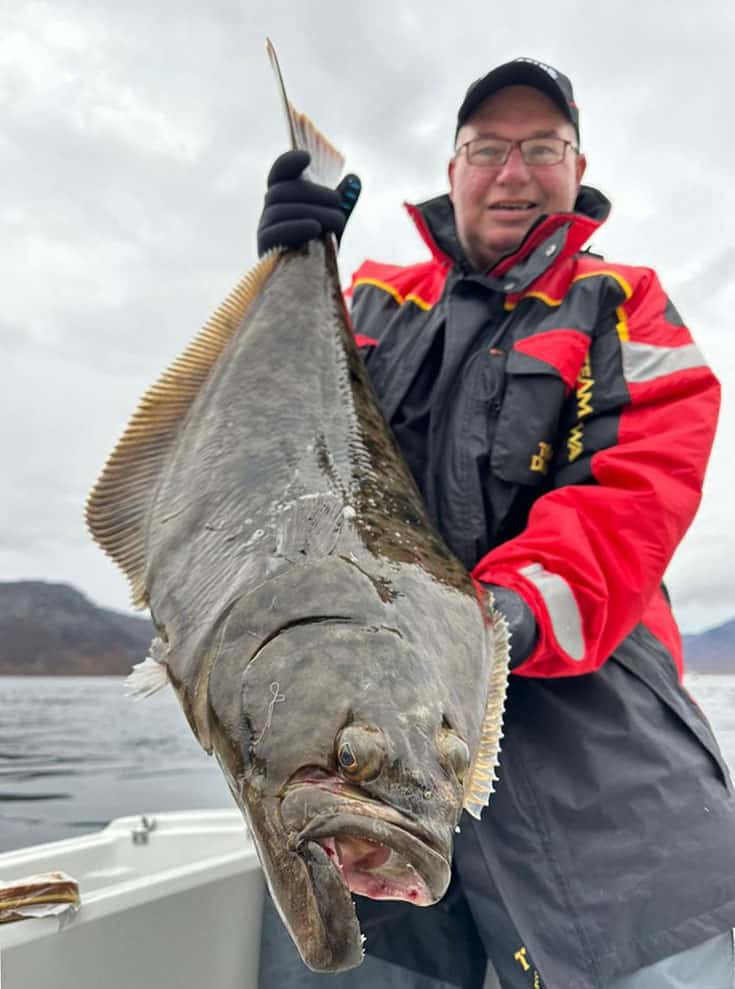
[0,810,263,989]
[0,809,505,988]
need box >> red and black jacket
[347,187,720,680]
[344,189,735,985]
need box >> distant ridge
[682,618,735,675]
[0,581,153,675]
[0,580,732,676]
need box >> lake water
[1,673,734,854]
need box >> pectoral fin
[464,597,510,819]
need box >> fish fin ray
[85,251,280,605]
[266,38,344,186]
[464,595,511,820]
[125,655,171,698]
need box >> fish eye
[337,741,357,769]
[335,725,385,782]
[437,728,471,783]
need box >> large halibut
[86,42,509,973]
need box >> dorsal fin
[463,597,511,819]
[85,251,279,605]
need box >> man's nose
[496,146,531,182]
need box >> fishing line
[252,681,286,745]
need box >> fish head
[205,590,493,972]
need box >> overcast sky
[2,0,733,634]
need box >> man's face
[448,85,587,272]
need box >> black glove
[257,149,361,256]
[483,583,538,669]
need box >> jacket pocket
[462,345,507,408]
[491,348,567,485]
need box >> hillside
[0,581,152,675]
[682,619,735,675]
[0,580,732,675]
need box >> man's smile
[489,200,537,210]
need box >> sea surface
[1,673,734,854]
[0,676,234,853]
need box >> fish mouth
[282,778,451,906]
[300,814,444,905]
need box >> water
[0,677,234,853]
[0,673,733,854]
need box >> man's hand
[482,583,538,669]
[257,149,361,256]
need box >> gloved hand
[257,149,362,256]
[481,583,538,669]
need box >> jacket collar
[404,184,611,293]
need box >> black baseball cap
[456,58,580,142]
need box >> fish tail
[266,38,345,188]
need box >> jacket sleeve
[471,269,720,677]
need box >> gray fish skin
[107,241,496,971]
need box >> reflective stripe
[622,341,706,383]
[519,563,585,661]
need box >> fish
[85,40,509,973]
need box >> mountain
[0,579,731,676]
[682,618,735,675]
[0,581,153,675]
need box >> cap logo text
[514,57,558,80]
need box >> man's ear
[575,152,587,188]
[448,157,456,203]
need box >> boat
[0,809,502,988]
[0,809,263,989]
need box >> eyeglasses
[455,136,579,168]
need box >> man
[256,59,735,988]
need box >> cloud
[3,0,734,634]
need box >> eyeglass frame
[454,135,580,168]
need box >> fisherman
[255,59,735,989]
